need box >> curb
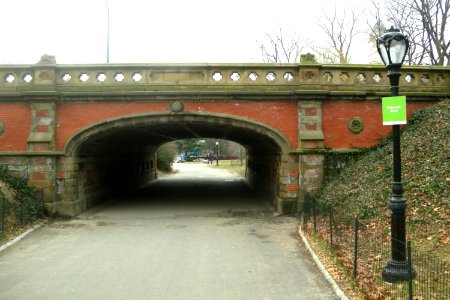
[0,222,45,253]
[298,227,349,300]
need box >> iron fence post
[408,241,413,300]
[329,209,333,247]
[354,217,359,278]
[1,196,5,232]
[20,198,24,225]
[312,198,317,235]
[302,193,311,225]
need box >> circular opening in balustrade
[248,72,258,81]
[132,73,143,82]
[373,73,382,83]
[62,73,72,82]
[283,72,294,81]
[212,72,222,81]
[356,73,366,83]
[266,72,276,81]
[23,74,33,83]
[114,73,125,82]
[230,72,241,81]
[97,73,107,82]
[339,72,350,81]
[404,74,415,83]
[322,72,333,82]
[420,74,430,84]
[5,74,15,83]
[80,73,89,82]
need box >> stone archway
[63,112,292,156]
[51,112,296,216]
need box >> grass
[302,229,366,300]
[315,99,449,262]
[303,100,450,299]
[209,159,246,177]
[0,219,46,246]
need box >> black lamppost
[215,141,219,166]
[377,27,416,283]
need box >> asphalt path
[0,163,337,300]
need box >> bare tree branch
[369,0,449,65]
[257,29,310,63]
[317,6,360,63]
[413,0,450,65]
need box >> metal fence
[302,200,449,299]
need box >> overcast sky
[0,0,378,64]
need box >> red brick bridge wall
[0,62,447,216]
[0,100,431,153]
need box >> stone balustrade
[0,63,448,96]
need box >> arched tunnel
[61,113,292,215]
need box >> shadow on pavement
[101,177,272,217]
[140,178,254,201]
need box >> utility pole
[105,0,110,63]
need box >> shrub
[156,143,178,172]
[0,167,44,233]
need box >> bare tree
[317,7,360,64]
[310,45,340,64]
[413,0,450,65]
[257,28,310,63]
[366,1,387,63]
[368,1,387,39]
[369,0,449,66]
[386,0,431,65]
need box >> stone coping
[0,63,447,93]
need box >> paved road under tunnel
[0,163,337,300]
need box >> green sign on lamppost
[382,96,407,125]
[377,27,416,283]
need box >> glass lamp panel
[378,43,389,66]
[389,39,407,64]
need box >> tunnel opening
[118,164,265,218]
[61,113,291,215]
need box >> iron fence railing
[302,200,449,300]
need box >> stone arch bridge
[0,60,448,215]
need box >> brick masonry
[27,156,56,206]
[0,59,447,216]
[0,89,439,215]
[0,104,31,151]
[55,101,299,151]
[27,103,56,151]
[0,100,435,154]
[298,100,324,149]
[322,101,431,149]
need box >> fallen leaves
[306,100,450,297]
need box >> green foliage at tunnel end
[156,142,178,172]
